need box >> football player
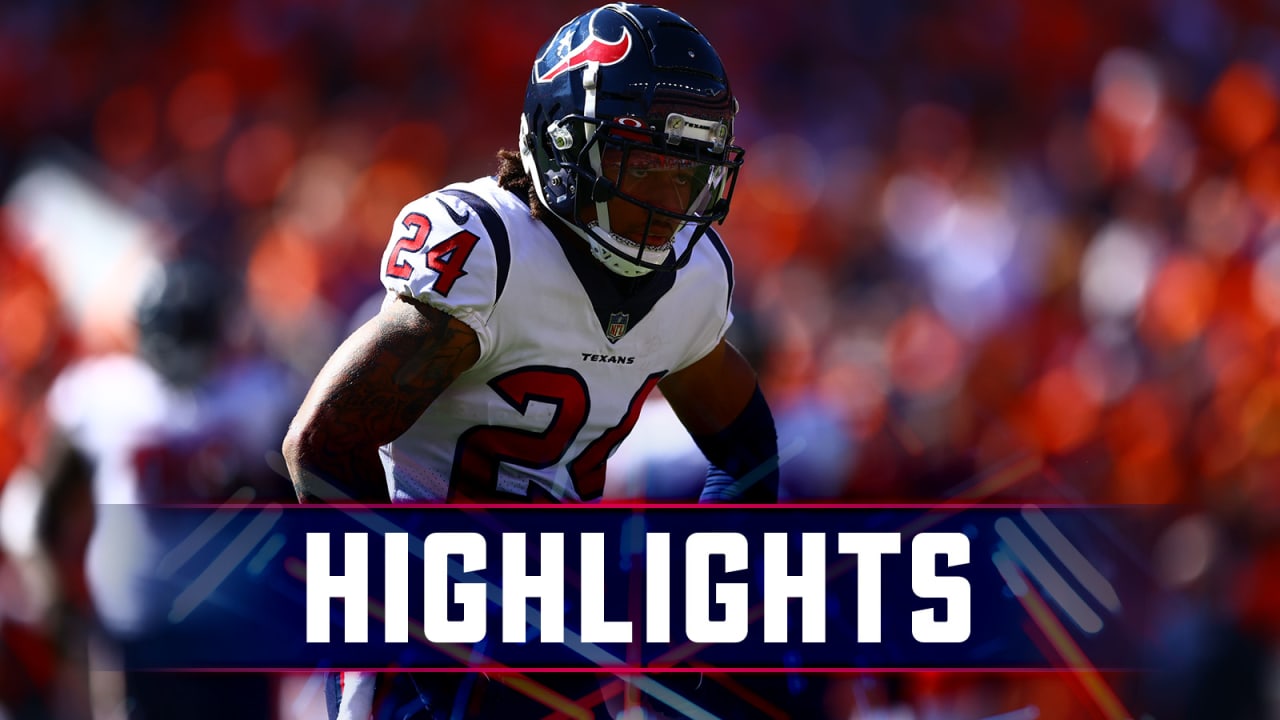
[41,258,297,718]
[284,3,779,717]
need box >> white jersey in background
[46,353,296,636]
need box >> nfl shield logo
[606,311,630,343]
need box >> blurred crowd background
[0,0,1278,718]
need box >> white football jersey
[378,176,734,502]
[45,353,297,636]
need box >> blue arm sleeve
[690,384,779,503]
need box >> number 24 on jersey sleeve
[385,211,480,298]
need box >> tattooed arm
[283,294,481,503]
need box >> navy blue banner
[96,504,1167,671]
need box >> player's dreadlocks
[495,149,548,222]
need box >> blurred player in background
[284,3,788,718]
[34,257,299,718]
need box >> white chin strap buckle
[585,223,671,277]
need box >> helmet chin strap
[585,223,671,277]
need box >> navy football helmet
[520,3,744,277]
[135,259,232,386]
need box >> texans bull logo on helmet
[535,24,633,83]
